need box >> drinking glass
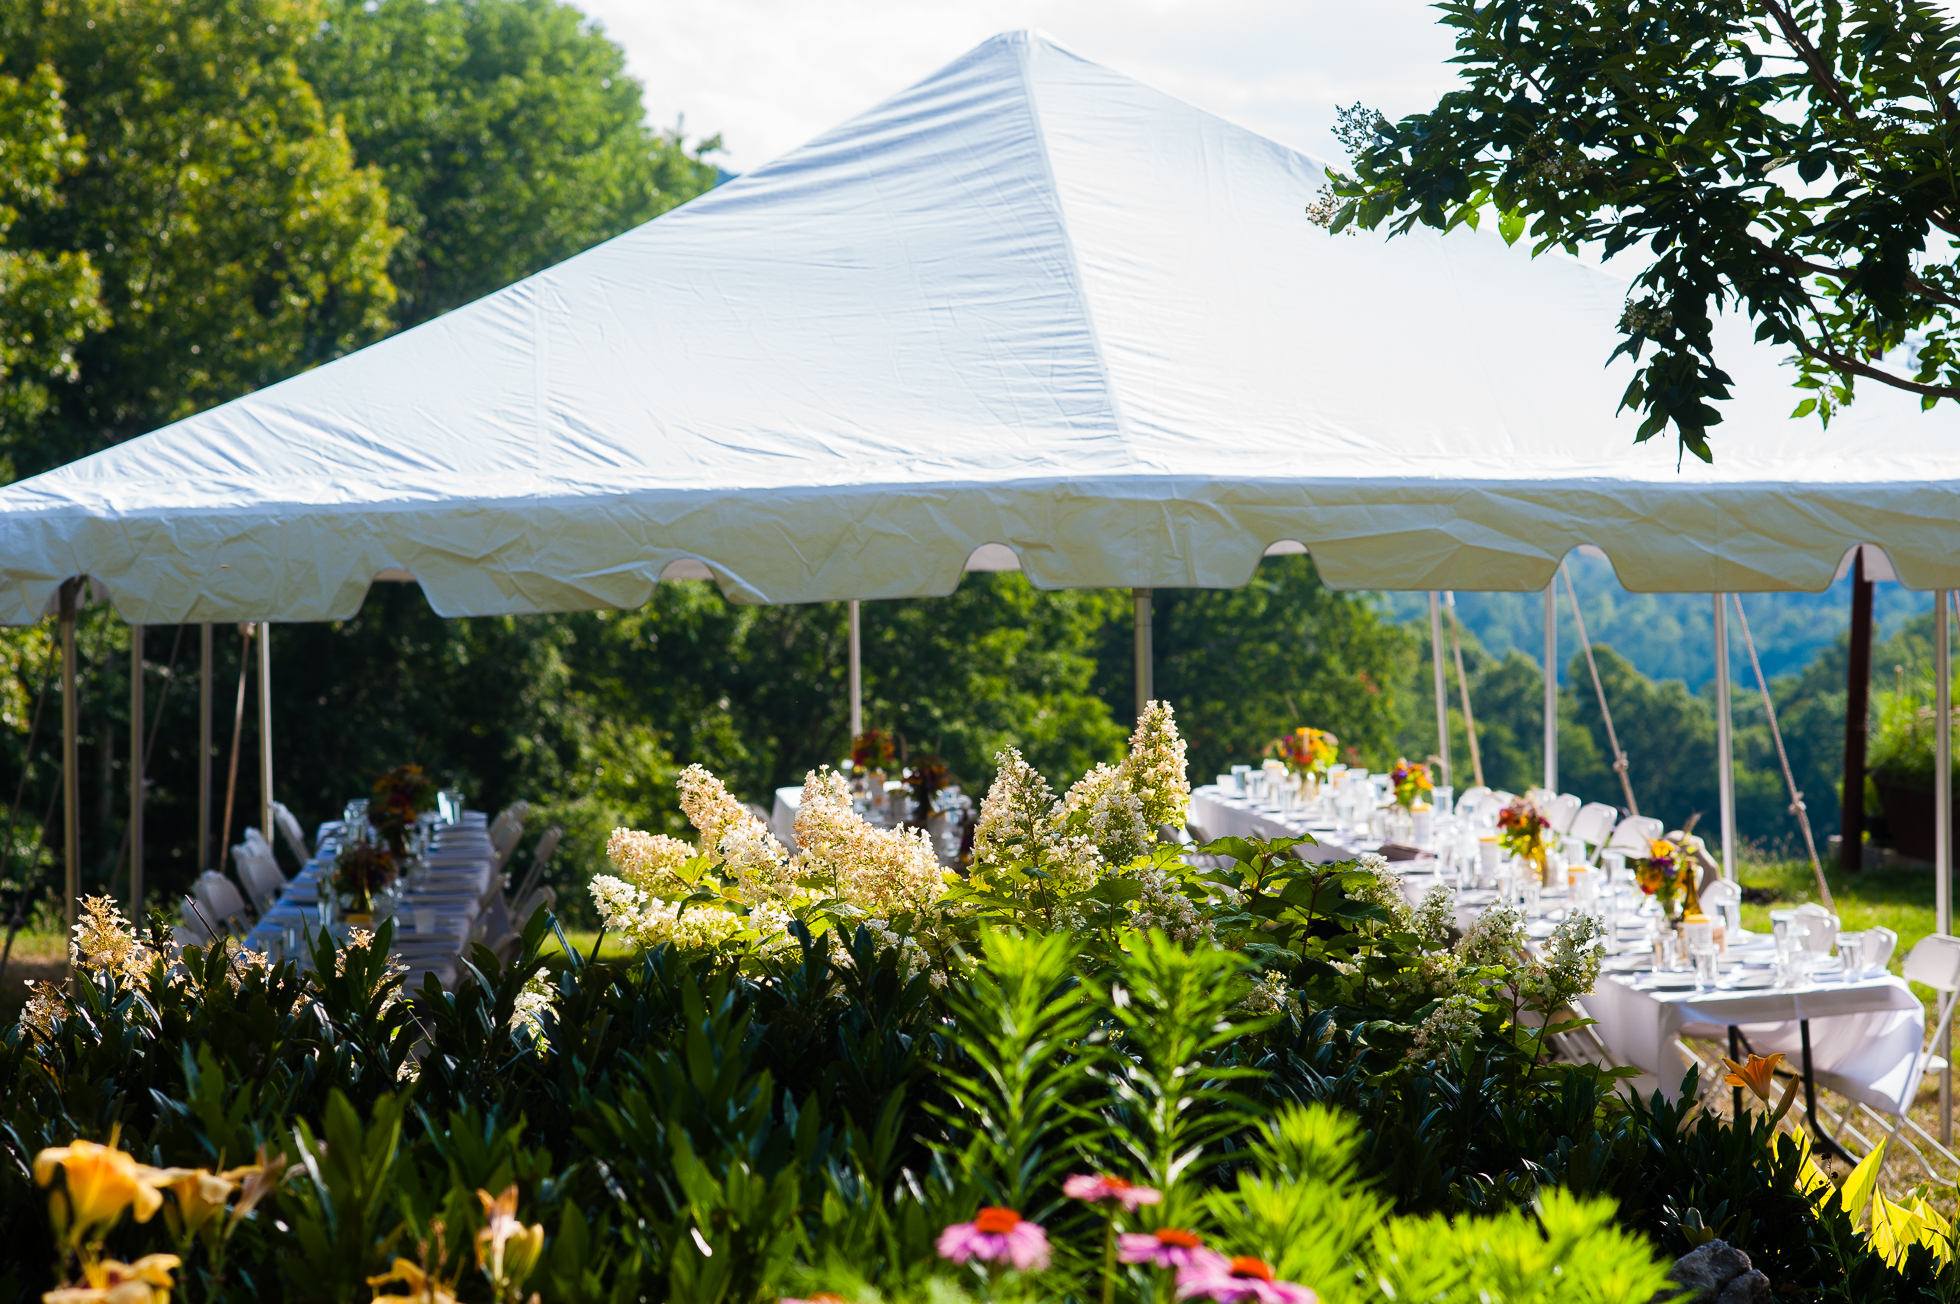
[1837,932,1865,978]
[1602,851,1626,884]
[1231,764,1252,796]
[1655,933,1680,971]
[1522,878,1542,917]
[1433,785,1454,819]
[1691,944,1719,991]
[1478,838,1501,878]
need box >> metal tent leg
[129,623,143,917]
[847,600,862,740]
[1133,588,1153,720]
[59,579,78,939]
[1714,595,1736,881]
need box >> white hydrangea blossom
[1129,866,1214,944]
[511,971,554,1053]
[1409,992,1481,1063]
[588,873,747,951]
[1519,911,1605,1013]
[1410,883,1457,951]
[794,767,943,915]
[1061,762,1152,867]
[677,763,792,896]
[1122,700,1190,828]
[1349,852,1415,931]
[1456,901,1527,971]
[972,747,1057,866]
[605,828,694,895]
[1240,969,1302,1021]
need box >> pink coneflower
[1177,1255,1318,1304]
[1118,1227,1217,1271]
[936,1207,1051,1272]
[1063,1174,1164,1211]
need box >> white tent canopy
[0,30,1953,625]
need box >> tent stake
[59,579,78,940]
[129,623,143,918]
[1714,594,1736,882]
[1542,582,1556,791]
[848,600,862,741]
[1938,589,1952,1142]
[1133,588,1153,721]
[198,623,211,870]
[1429,593,1450,789]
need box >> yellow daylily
[42,1252,179,1304]
[367,1257,461,1304]
[475,1186,545,1289]
[34,1140,185,1235]
[162,1169,238,1239]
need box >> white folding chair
[271,801,310,865]
[1454,785,1490,818]
[1699,878,1743,936]
[1567,802,1618,851]
[1795,902,1841,953]
[512,886,556,930]
[1815,935,1960,1180]
[194,872,253,936]
[1545,793,1583,835]
[1604,815,1664,856]
[1864,926,1900,973]
[233,834,287,915]
[510,826,563,906]
[488,802,530,872]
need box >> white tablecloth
[1585,966,1925,1106]
[1187,785,1381,865]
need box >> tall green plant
[930,930,1102,1218]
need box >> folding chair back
[178,895,216,945]
[1545,793,1583,835]
[195,872,252,935]
[1700,878,1742,933]
[233,843,285,916]
[1794,902,1841,953]
[1605,816,1664,856]
[1904,934,1960,993]
[1864,925,1900,973]
[489,802,530,870]
[1563,803,1613,850]
[271,801,310,865]
[511,826,563,906]
[1454,786,1490,818]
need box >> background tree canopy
[1323,0,1960,463]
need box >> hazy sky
[573,0,1464,172]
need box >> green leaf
[1498,206,1527,246]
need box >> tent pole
[258,621,273,841]
[59,579,79,939]
[1542,582,1556,791]
[1133,588,1153,720]
[1938,590,1952,1141]
[198,623,211,870]
[1429,593,1450,788]
[129,624,143,918]
[219,624,252,875]
[1446,593,1484,788]
[1842,551,1873,871]
[1714,594,1736,882]
[848,600,862,741]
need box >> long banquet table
[242,818,497,991]
[1187,782,1927,1125]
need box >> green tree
[1108,555,1417,783]
[0,61,106,473]
[1325,0,1960,462]
[0,0,400,477]
[303,0,721,328]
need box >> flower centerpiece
[1496,792,1553,882]
[1267,726,1337,780]
[1636,833,1706,919]
[334,841,398,925]
[906,753,951,831]
[1390,758,1433,810]
[368,764,436,860]
[851,729,895,797]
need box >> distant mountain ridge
[1380,552,1933,690]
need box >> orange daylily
[367,1258,461,1304]
[1723,1053,1784,1104]
[42,1252,179,1304]
[34,1139,184,1236]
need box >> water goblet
[1691,944,1719,992]
[1837,932,1865,978]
